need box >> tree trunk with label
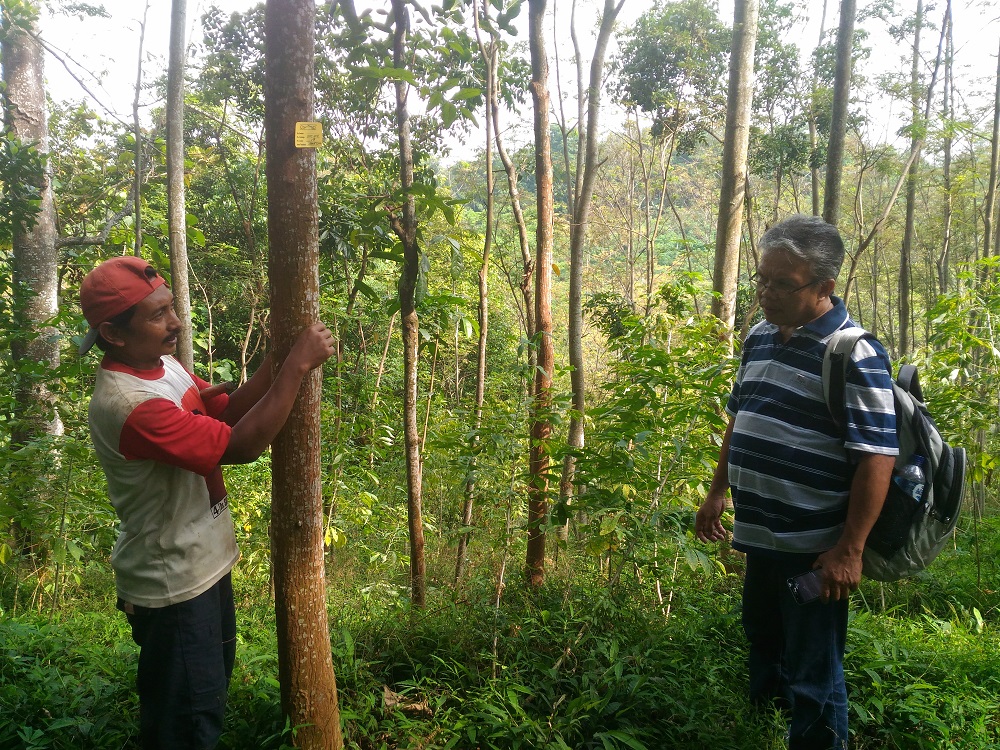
[264,1,342,746]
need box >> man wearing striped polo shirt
[696,215,898,750]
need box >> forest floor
[3,515,1000,750]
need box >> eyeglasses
[750,273,822,297]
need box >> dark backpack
[822,328,966,582]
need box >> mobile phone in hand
[787,569,824,605]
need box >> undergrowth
[3,518,1000,749]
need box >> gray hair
[759,214,845,281]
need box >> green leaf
[353,279,380,302]
[600,730,649,750]
[453,87,481,101]
[354,65,417,85]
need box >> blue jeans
[119,573,237,750]
[742,554,849,750]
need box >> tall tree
[612,0,728,313]
[711,0,758,343]
[387,0,427,607]
[808,0,829,216]
[457,0,497,583]
[557,0,625,538]
[822,0,856,226]
[167,0,194,370]
[938,1,954,295]
[983,37,1000,265]
[132,1,149,256]
[2,0,62,553]
[898,0,924,358]
[613,0,728,146]
[526,0,555,588]
[493,83,535,371]
[838,4,945,309]
[263,0,342,746]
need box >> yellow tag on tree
[295,122,323,148]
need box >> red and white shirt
[89,355,238,608]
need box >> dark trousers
[742,554,849,750]
[120,573,236,750]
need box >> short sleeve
[119,398,232,476]
[843,339,898,456]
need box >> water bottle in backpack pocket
[823,328,967,582]
[868,454,927,559]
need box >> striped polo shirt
[727,298,898,557]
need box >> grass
[3,518,1000,749]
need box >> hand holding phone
[787,569,824,605]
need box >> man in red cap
[80,255,335,749]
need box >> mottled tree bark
[526,0,554,588]
[3,3,63,554]
[264,1,342,746]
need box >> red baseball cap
[79,256,166,354]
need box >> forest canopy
[4,0,1000,748]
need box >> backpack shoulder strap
[822,327,869,431]
[897,363,923,402]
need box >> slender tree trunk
[983,38,1000,266]
[841,6,945,310]
[132,1,150,255]
[3,5,63,554]
[526,0,555,588]
[558,0,625,541]
[712,0,758,347]
[808,0,828,216]
[457,3,497,583]
[388,0,426,607]
[491,92,534,371]
[899,0,923,358]
[263,2,342,746]
[823,0,857,226]
[167,0,194,370]
[634,125,674,319]
[938,3,953,295]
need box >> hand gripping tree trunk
[389,0,426,608]
[3,2,63,555]
[711,0,758,348]
[167,0,194,370]
[526,0,555,589]
[263,1,342,747]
